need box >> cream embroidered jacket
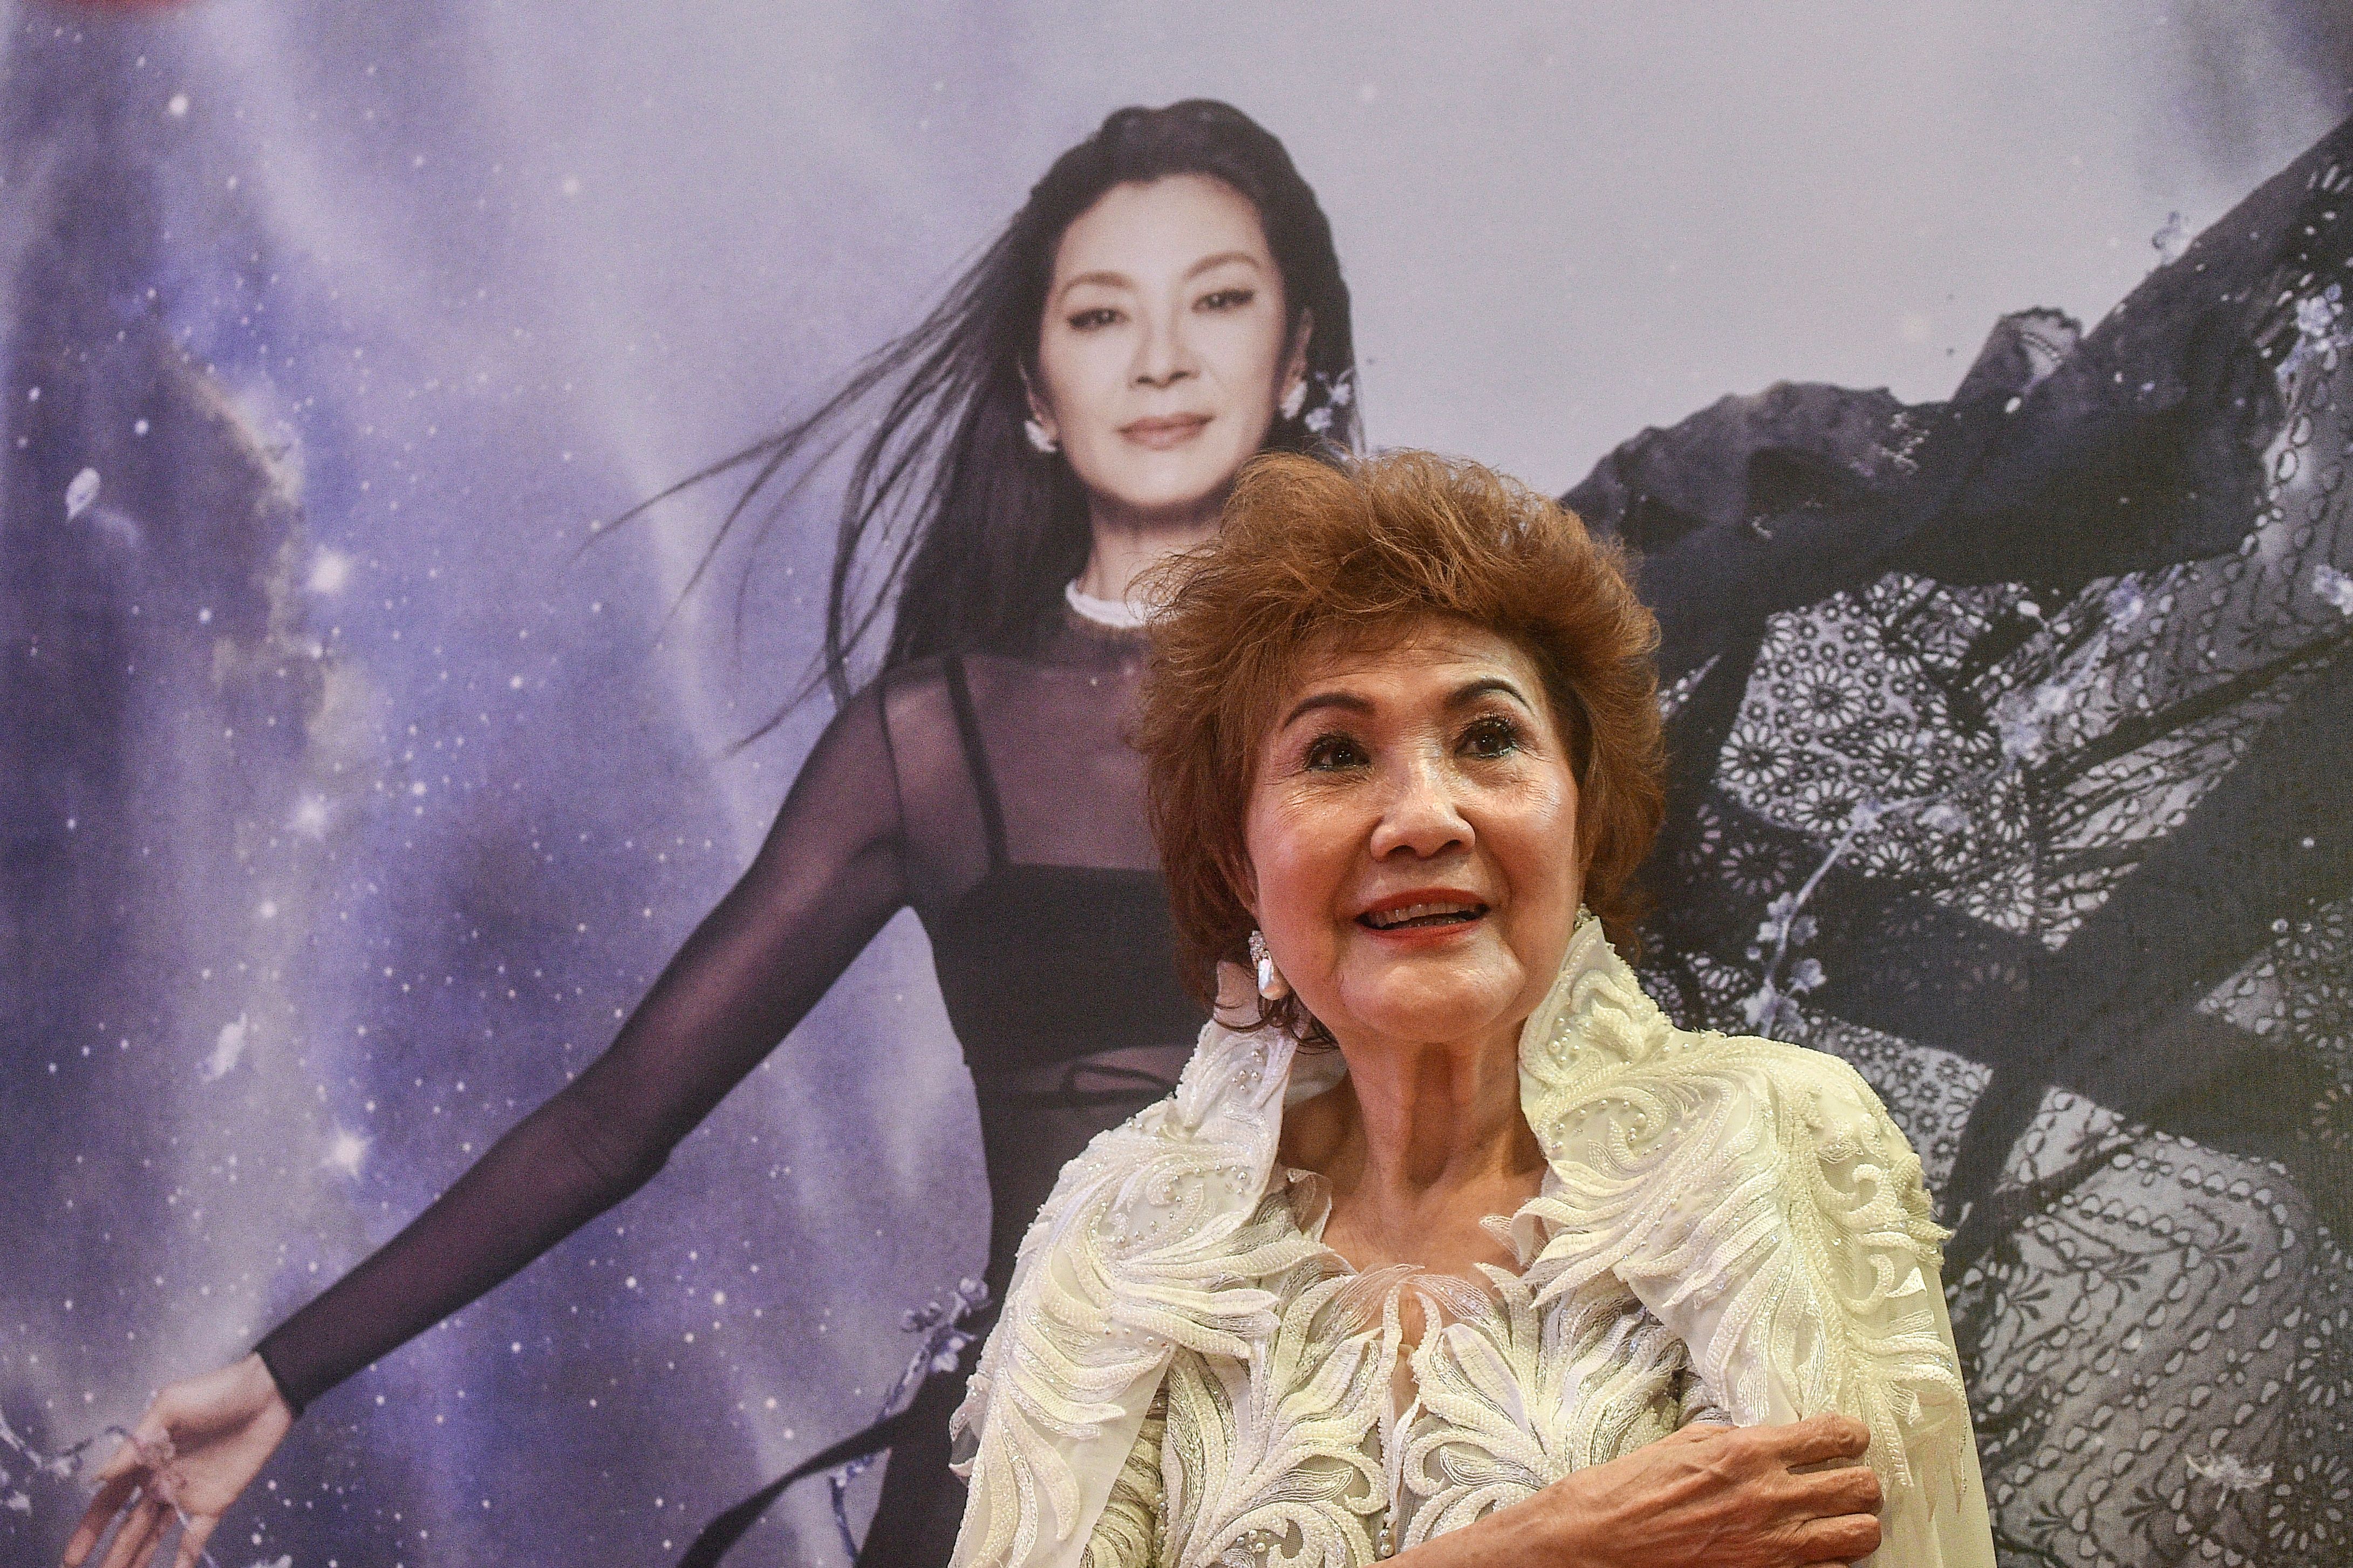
[947,916,1996,1568]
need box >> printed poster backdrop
[3,2,2349,1564]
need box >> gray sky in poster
[1,2,2343,1564]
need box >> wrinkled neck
[1339,1031,1541,1193]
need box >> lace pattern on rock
[1621,134,2353,1568]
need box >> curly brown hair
[1134,449,1663,1030]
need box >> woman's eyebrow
[1183,250,1263,280]
[1053,269,1135,302]
[1448,677,1533,710]
[1278,689,1373,731]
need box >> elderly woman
[946,451,1995,1568]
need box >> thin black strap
[942,653,1010,868]
[676,1404,930,1568]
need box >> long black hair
[626,99,1360,721]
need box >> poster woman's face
[1030,173,1307,525]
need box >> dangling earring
[1279,379,1307,422]
[1247,929,1290,1001]
[1023,417,1059,455]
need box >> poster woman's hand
[61,1353,293,1568]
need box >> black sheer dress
[251,606,1199,1565]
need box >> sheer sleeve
[252,681,911,1413]
[1078,1387,1166,1568]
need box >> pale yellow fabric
[950,916,1996,1568]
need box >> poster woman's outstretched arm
[63,680,915,1568]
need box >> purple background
[2,2,2345,1563]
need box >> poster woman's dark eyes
[4,4,2349,1567]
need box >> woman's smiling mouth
[1120,413,1211,448]
[1358,894,1490,931]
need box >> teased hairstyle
[617,99,1358,727]
[1135,450,1663,1027]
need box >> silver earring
[1279,380,1307,421]
[1022,417,1059,454]
[1247,929,1290,1001]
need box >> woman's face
[1244,619,1584,1058]
[1031,174,1306,526]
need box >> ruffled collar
[947,915,1660,1564]
[949,912,1970,1568]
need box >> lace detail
[1157,1255,1389,1567]
[950,917,1994,1567]
[1391,1268,1710,1550]
[947,1024,1326,1568]
[1515,920,1969,1502]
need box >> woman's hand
[1412,1413,1884,1568]
[60,1353,295,1568]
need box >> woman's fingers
[88,1436,142,1485]
[1764,1412,1872,1468]
[62,1473,140,1567]
[1790,1458,1883,1517]
[168,1515,216,1568]
[1790,1509,1883,1564]
[94,1496,166,1568]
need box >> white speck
[508,674,524,689]
[2185,1452,2272,1492]
[1920,801,1968,835]
[2295,292,2339,343]
[307,548,353,594]
[166,92,189,117]
[560,174,582,197]
[132,417,150,436]
[257,900,278,920]
[2103,579,2146,627]
[324,1128,369,1175]
[202,1014,251,1081]
[2313,563,2353,615]
[289,795,331,838]
[64,468,101,521]
[197,607,213,625]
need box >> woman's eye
[1461,717,1520,758]
[1196,287,1255,312]
[1067,306,1122,331]
[1303,734,1367,771]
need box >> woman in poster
[65,98,1361,1568]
